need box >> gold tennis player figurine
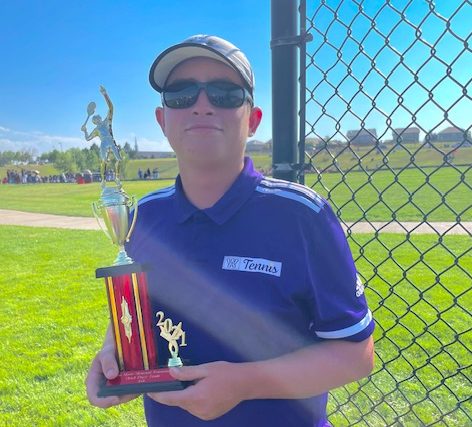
[83,86,137,266]
[81,85,122,188]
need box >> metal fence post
[271,0,298,182]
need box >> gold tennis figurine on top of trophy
[81,86,189,396]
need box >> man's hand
[85,345,138,408]
[147,361,245,421]
[99,85,107,95]
[81,125,87,132]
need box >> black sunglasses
[162,80,253,109]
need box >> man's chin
[181,150,234,168]
[182,139,225,156]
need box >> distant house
[437,126,471,143]
[246,140,272,153]
[313,138,345,149]
[137,151,176,159]
[346,129,378,145]
[392,127,420,143]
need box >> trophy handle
[92,201,113,241]
[126,196,138,243]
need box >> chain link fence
[297,1,471,425]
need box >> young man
[86,35,374,427]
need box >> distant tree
[123,141,131,153]
[14,150,29,163]
[120,155,130,179]
[84,147,100,171]
[39,149,61,163]
[51,146,100,173]
[89,143,100,156]
[54,151,76,173]
[0,151,15,166]
[0,150,33,165]
[122,141,137,159]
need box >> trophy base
[98,367,190,397]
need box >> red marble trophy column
[96,264,186,396]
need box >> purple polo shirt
[126,157,374,427]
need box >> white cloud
[0,126,172,155]
[0,126,86,154]
[119,134,172,153]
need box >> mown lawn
[0,180,173,217]
[0,165,470,222]
[0,226,145,426]
[1,226,470,426]
[0,154,272,182]
[328,233,471,426]
[305,165,471,222]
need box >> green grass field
[0,226,144,426]
[307,142,472,172]
[331,233,471,426]
[0,180,174,217]
[0,154,274,182]
[305,165,471,222]
[1,164,470,222]
[1,226,470,426]
[2,142,470,181]
[1,147,470,424]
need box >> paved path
[1,209,470,235]
[342,221,471,235]
[0,209,99,230]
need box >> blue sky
[0,0,272,154]
[0,1,470,155]
[304,0,471,142]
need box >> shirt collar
[174,157,263,225]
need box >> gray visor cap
[149,35,255,95]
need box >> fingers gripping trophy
[82,87,189,396]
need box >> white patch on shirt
[222,256,282,277]
[356,274,365,297]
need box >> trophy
[82,86,189,396]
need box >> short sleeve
[306,201,374,342]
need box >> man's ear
[248,106,263,137]
[155,107,166,135]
